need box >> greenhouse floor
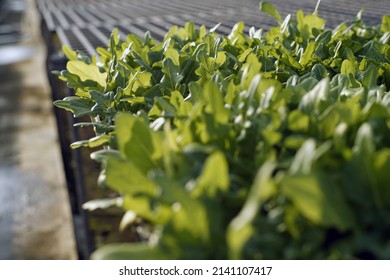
[0,0,76,259]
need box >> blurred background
[0,0,76,259]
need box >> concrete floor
[0,0,76,259]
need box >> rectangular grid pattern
[37,0,390,56]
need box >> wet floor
[0,0,76,259]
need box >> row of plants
[54,2,390,259]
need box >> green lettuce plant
[54,2,390,259]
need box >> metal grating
[37,0,390,56]
[38,0,390,58]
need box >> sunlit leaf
[67,60,107,87]
[161,58,183,91]
[115,113,162,171]
[260,1,282,24]
[54,96,93,117]
[282,172,356,231]
[194,152,229,197]
[227,161,275,259]
[62,45,77,61]
[298,77,330,115]
[105,157,157,196]
[70,134,110,149]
